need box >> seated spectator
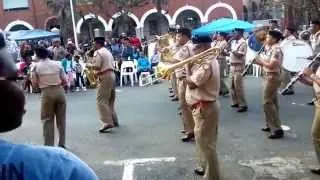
[132,47,141,60]
[150,49,160,67]
[130,34,141,49]
[120,38,134,60]
[137,52,152,78]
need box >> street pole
[69,0,79,49]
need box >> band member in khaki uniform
[300,64,320,176]
[212,32,229,96]
[230,28,248,112]
[186,35,220,180]
[280,27,297,95]
[87,32,118,132]
[254,30,284,139]
[171,27,195,142]
[306,21,320,106]
[31,46,67,148]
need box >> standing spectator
[52,38,67,61]
[74,55,86,92]
[61,54,74,93]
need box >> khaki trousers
[219,59,229,94]
[312,103,320,165]
[110,88,119,125]
[280,68,294,92]
[177,79,194,133]
[171,72,178,95]
[41,86,66,146]
[263,74,282,131]
[193,101,220,180]
[230,71,247,107]
[97,72,116,126]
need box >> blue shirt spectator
[137,55,151,72]
[0,140,98,180]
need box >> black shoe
[99,124,114,133]
[194,167,205,176]
[114,122,119,127]
[307,100,315,106]
[261,127,271,132]
[268,130,284,139]
[231,104,239,108]
[169,94,175,98]
[178,111,182,116]
[171,97,179,101]
[220,91,229,97]
[180,130,186,134]
[59,145,66,149]
[310,168,320,175]
[181,133,195,142]
[237,106,248,113]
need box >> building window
[3,0,29,10]
[77,0,94,5]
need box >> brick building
[0,0,243,41]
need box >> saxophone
[84,48,98,88]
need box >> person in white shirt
[280,27,297,95]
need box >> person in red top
[130,34,142,49]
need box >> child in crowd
[74,55,86,92]
[61,54,74,93]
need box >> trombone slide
[242,45,265,76]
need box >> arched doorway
[143,13,169,38]
[204,2,238,22]
[207,7,233,21]
[111,14,137,38]
[4,20,34,32]
[80,18,105,43]
[45,16,59,31]
[176,10,201,30]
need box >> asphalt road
[1,77,320,180]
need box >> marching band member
[171,27,195,142]
[306,21,320,106]
[229,28,248,112]
[212,32,229,96]
[186,35,220,180]
[86,30,119,133]
[31,46,67,147]
[300,63,320,176]
[254,30,284,139]
[280,27,297,95]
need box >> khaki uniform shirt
[230,38,247,71]
[93,47,115,72]
[314,67,320,107]
[311,31,320,55]
[31,59,65,89]
[260,43,283,73]
[173,41,194,79]
[186,58,220,106]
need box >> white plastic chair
[120,61,135,87]
[139,72,152,87]
[133,59,138,82]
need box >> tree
[46,0,74,44]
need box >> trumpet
[242,45,265,76]
[161,47,221,79]
[280,53,320,95]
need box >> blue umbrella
[9,29,59,41]
[192,18,255,36]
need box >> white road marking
[116,89,122,92]
[104,157,176,180]
[281,125,291,131]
